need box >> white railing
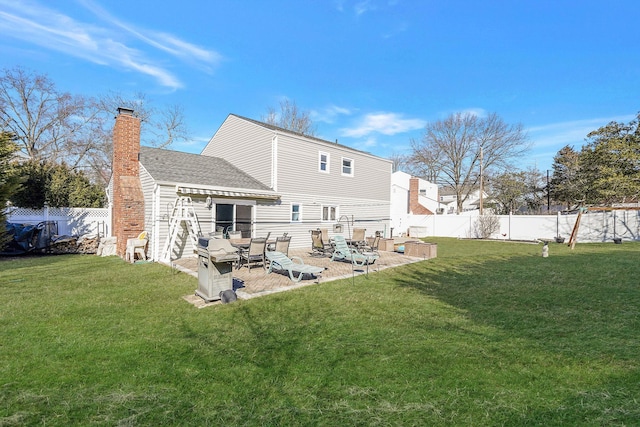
[5,206,110,237]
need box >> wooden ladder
[161,196,202,262]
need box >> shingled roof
[139,146,274,193]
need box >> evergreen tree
[0,132,20,246]
[9,161,105,208]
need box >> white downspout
[271,133,278,191]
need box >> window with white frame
[291,203,302,222]
[319,151,329,173]
[322,205,338,222]
[341,157,354,176]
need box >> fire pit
[196,237,239,303]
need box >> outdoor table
[229,238,276,269]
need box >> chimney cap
[117,107,135,116]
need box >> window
[322,205,338,222]
[291,203,301,222]
[319,152,329,173]
[341,157,354,176]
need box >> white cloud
[354,0,376,16]
[527,115,636,149]
[0,0,221,89]
[340,112,426,137]
[311,105,353,123]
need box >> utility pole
[546,169,551,214]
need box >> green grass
[1,239,639,426]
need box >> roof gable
[228,113,391,161]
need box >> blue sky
[1,0,639,172]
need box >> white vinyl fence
[5,206,110,237]
[6,206,640,243]
[403,210,640,243]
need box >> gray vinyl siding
[139,166,155,257]
[275,132,391,201]
[253,191,390,249]
[201,115,273,188]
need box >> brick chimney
[112,107,145,257]
[409,177,434,215]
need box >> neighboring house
[109,110,392,261]
[390,172,437,236]
[438,186,487,214]
[201,114,392,246]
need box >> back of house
[202,114,392,247]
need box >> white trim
[341,157,354,177]
[152,183,161,261]
[318,151,330,173]
[321,204,339,222]
[271,134,278,191]
[290,202,302,223]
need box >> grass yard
[1,239,639,426]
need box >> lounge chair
[265,251,324,283]
[331,234,378,266]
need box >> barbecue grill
[196,237,239,303]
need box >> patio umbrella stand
[196,237,239,303]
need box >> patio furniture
[331,234,378,267]
[227,230,242,239]
[265,251,324,283]
[125,231,147,263]
[269,235,291,257]
[362,235,381,253]
[238,237,268,270]
[349,228,366,248]
[311,229,332,256]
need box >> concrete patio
[171,247,428,307]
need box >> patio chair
[265,251,324,283]
[227,230,242,239]
[331,234,378,267]
[311,229,332,257]
[350,228,366,248]
[270,235,291,257]
[362,234,381,253]
[125,231,147,263]
[238,237,267,271]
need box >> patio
[171,247,427,307]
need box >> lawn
[1,239,639,426]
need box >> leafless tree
[388,152,409,173]
[409,112,529,214]
[0,67,192,186]
[262,99,316,136]
[97,91,190,148]
[0,66,101,168]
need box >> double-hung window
[341,157,354,177]
[322,205,338,222]
[291,203,302,222]
[319,152,330,173]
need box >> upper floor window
[322,205,338,222]
[319,152,330,173]
[291,203,302,222]
[341,157,354,176]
